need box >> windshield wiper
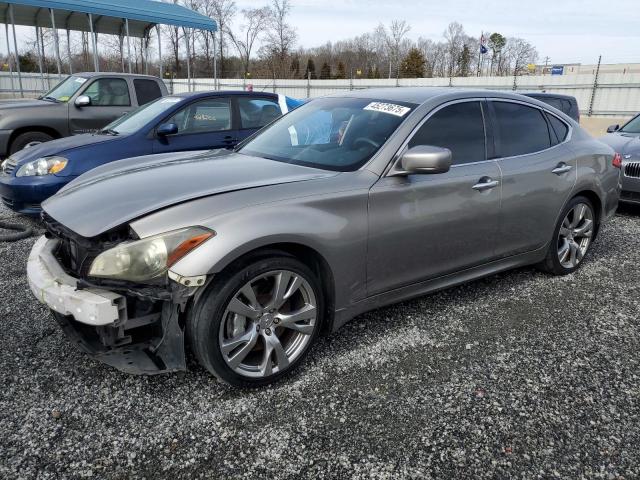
[99,128,119,136]
[39,96,61,103]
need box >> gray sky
[237,0,640,65]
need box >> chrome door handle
[472,179,500,191]
[552,163,572,175]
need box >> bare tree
[443,22,465,77]
[207,0,236,78]
[383,20,410,78]
[227,6,270,78]
[263,0,297,78]
[504,37,538,75]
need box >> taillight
[612,153,622,169]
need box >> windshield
[620,115,640,134]
[103,96,183,135]
[238,97,415,171]
[42,75,88,102]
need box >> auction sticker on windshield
[364,102,411,117]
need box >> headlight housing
[16,156,68,177]
[88,227,214,283]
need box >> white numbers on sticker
[364,102,411,117]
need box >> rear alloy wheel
[189,256,323,387]
[557,202,594,269]
[539,196,595,275]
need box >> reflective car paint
[599,126,640,203]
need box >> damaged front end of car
[29,214,214,374]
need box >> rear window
[546,113,569,143]
[493,101,551,157]
[134,79,163,106]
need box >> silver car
[27,88,621,387]
[600,114,640,203]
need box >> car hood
[10,133,120,164]
[0,99,59,110]
[599,132,640,155]
[43,150,338,238]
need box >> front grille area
[624,162,640,178]
[1,157,17,175]
[43,213,133,279]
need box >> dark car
[27,88,620,386]
[599,113,640,203]
[0,91,303,215]
[524,93,580,122]
[0,72,167,156]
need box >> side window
[547,113,569,143]
[542,97,563,111]
[493,102,551,157]
[238,97,282,129]
[408,101,486,165]
[134,79,163,106]
[83,78,130,106]
[166,98,231,135]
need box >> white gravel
[1,201,640,479]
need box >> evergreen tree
[320,62,331,79]
[335,61,346,79]
[400,47,426,78]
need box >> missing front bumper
[28,235,192,374]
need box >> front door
[488,100,577,258]
[367,100,502,296]
[68,77,133,134]
[152,97,238,153]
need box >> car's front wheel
[188,255,323,387]
[540,196,596,275]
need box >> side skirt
[331,244,548,332]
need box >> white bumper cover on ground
[27,236,125,326]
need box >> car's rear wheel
[188,255,323,387]
[9,131,54,154]
[539,196,595,275]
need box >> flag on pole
[480,33,488,54]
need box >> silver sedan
[28,88,621,387]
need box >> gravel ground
[1,201,640,479]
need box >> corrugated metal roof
[0,0,217,36]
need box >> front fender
[168,190,370,311]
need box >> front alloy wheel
[219,270,317,378]
[557,202,594,269]
[188,256,323,387]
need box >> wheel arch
[211,242,336,334]
[571,189,603,237]
[9,126,62,149]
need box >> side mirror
[75,95,91,107]
[157,123,179,136]
[399,145,452,175]
[606,124,620,133]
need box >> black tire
[9,131,54,155]
[187,255,324,388]
[538,195,596,275]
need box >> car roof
[73,72,163,80]
[326,87,557,106]
[522,92,577,101]
[168,90,279,100]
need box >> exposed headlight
[89,227,214,283]
[16,156,68,177]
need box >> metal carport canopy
[0,0,217,37]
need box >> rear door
[235,95,285,142]
[152,96,238,153]
[489,99,576,258]
[68,77,133,134]
[367,100,502,295]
